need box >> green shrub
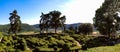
[1,36,13,46]
[15,49,22,52]
[65,30,75,34]
[0,33,82,51]
[0,32,3,38]
[34,47,54,52]
[70,34,94,45]
[78,23,93,34]
[21,38,28,50]
[5,47,15,52]
[83,36,116,49]
[57,40,65,47]
[0,47,5,52]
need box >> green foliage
[78,23,93,34]
[26,37,48,48]
[0,32,3,38]
[5,32,115,51]
[69,25,75,31]
[0,36,29,51]
[26,34,81,51]
[0,46,5,52]
[65,30,75,34]
[79,44,120,52]
[8,10,22,34]
[70,34,94,45]
[67,25,76,34]
[83,36,118,49]
[40,10,66,33]
[0,36,15,52]
[20,38,28,50]
[34,47,54,52]
[70,34,119,49]
[93,0,120,35]
[4,47,16,52]
[1,32,120,51]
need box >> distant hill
[0,23,38,32]
[32,23,81,30]
[65,23,81,30]
[0,24,10,32]
[32,24,39,28]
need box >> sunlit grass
[79,44,120,52]
[18,31,39,35]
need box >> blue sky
[0,0,104,25]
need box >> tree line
[1,0,120,37]
[7,10,93,35]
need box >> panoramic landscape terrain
[0,0,120,52]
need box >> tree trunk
[40,28,41,34]
[55,26,57,33]
[46,28,48,33]
[63,25,66,33]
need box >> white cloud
[61,0,104,24]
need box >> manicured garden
[0,33,81,52]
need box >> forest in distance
[1,0,120,52]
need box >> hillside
[32,23,82,30]
[0,23,38,32]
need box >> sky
[0,0,104,25]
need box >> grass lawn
[18,31,39,35]
[79,44,120,52]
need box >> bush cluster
[70,34,119,50]
[0,34,81,52]
[26,34,80,51]
[0,35,29,52]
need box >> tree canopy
[78,23,93,34]
[93,0,120,36]
[8,10,22,35]
[39,10,66,33]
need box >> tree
[59,16,66,32]
[8,10,21,35]
[78,23,93,34]
[69,25,75,31]
[49,10,66,33]
[40,13,50,33]
[93,0,120,36]
[39,10,66,33]
[66,25,75,34]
